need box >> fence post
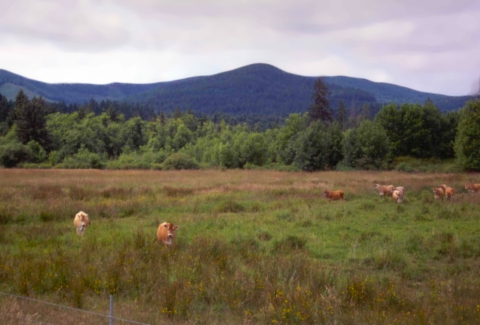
[110,295,114,325]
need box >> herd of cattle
[324,183,480,203]
[73,183,480,245]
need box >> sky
[1,0,479,96]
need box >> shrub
[395,162,415,172]
[162,153,199,170]
[62,146,106,169]
[0,141,32,168]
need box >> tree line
[0,81,479,171]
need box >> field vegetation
[1,169,480,324]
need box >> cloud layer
[1,0,479,95]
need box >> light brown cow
[465,183,480,193]
[73,211,90,236]
[432,187,445,200]
[392,190,404,203]
[324,190,345,202]
[156,222,179,246]
[373,184,395,198]
[394,186,405,196]
[441,184,455,200]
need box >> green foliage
[375,101,458,159]
[0,125,32,167]
[0,91,467,171]
[27,140,47,163]
[14,92,52,150]
[162,152,199,170]
[61,145,106,169]
[293,121,330,171]
[344,120,390,169]
[455,99,480,171]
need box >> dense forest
[1,64,474,116]
[1,81,479,171]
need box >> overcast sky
[1,0,479,96]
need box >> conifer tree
[337,100,347,130]
[309,78,333,124]
[14,92,52,150]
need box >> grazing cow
[392,190,404,203]
[432,187,445,200]
[73,211,90,237]
[441,184,455,200]
[465,183,480,193]
[373,184,395,198]
[323,190,345,202]
[156,222,179,246]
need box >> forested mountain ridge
[0,64,474,116]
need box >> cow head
[81,214,90,226]
[163,223,179,245]
[323,190,329,197]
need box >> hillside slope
[0,64,473,116]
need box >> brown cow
[432,187,445,200]
[441,184,455,200]
[392,190,404,203]
[394,186,405,196]
[324,190,345,202]
[73,211,90,236]
[373,184,395,198]
[156,222,179,246]
[465,183,480,193]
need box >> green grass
[0,169,480,324]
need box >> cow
[73,211,90,237]
[465,183,480,193]
[373,184,395,198]
[392,190,404,203]
[394,186,405,196]
[441,184,455,200]
[432,187,445,200]
[323,190,345,202]
[156,222,179,246]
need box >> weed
[214,199,246,213]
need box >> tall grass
[0,169,480,324]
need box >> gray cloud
[0,0,478,95]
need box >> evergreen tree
[337,100,347,131]
[309,78,333,124]
[0,94,9,123]
[14,94,52,150]
[360,103,371,121]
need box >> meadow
[0,169,480,324]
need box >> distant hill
[0,64,474,117]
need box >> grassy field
[0,169,480,324]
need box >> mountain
[0,64,474,117]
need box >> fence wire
[0,292,150,325]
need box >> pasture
[0,169,480,324]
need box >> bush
[27,140,47,163]
[0,141,32,168]
[61,146,106,169]
[162,153,199,170]
[395,162,415,172]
